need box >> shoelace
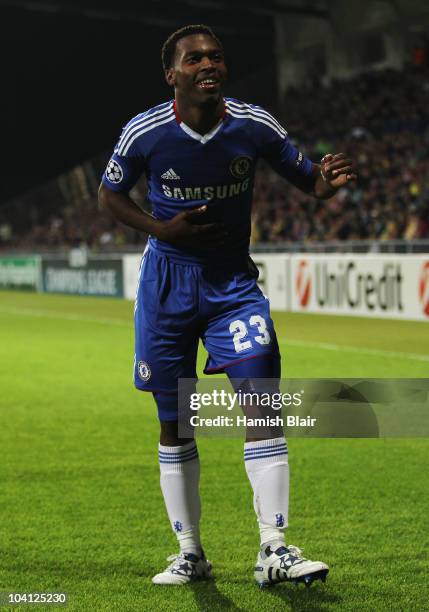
[286,545,307,559]
[165,553,185,570]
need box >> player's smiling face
[166,34,227,102]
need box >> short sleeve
[101,116,146,192]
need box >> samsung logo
[161,178,250,201]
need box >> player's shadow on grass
[136,565,239,609]
[263,582,342,611]
[189,578,341,612]
[189,580,242,611]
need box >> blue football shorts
[133,247,280,394]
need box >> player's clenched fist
[156,205,228,250]
[320,152,357,188]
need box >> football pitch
[1,291,428,611]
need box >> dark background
[1,1,276,202]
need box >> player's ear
[165,68,175,87]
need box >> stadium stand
[1,65,428,251]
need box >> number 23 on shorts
[229,315,271,353]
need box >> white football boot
[152,551,212,585]
[254,544,329,588]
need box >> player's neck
[175,95,224,136]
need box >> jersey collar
[173,99,227,144]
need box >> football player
[99,24,356,587]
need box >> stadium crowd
[1,65,428,251]
[253,67,429,243]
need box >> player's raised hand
[320,153,357,189]
[156,205,228,250]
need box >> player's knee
[154,393,194,445]
[159,421,182,446]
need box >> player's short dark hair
[161,24,223,71]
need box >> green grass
[0,291,428,611]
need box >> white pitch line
[0,306,130,328]
[278,338,429,363]
[1,305,428,363]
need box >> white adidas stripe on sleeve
[116,102,174,155]
[225,106,286,139]
[226,100,288,136]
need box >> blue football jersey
[102,98,315,263]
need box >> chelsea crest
[138,360,151,381]
[229,155,252,179]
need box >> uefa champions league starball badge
[105,159,123,184]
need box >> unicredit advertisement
[290,255,429,321]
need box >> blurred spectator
[1,65,428,251]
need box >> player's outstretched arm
[312,153,357,199]
[98,184,227,250]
